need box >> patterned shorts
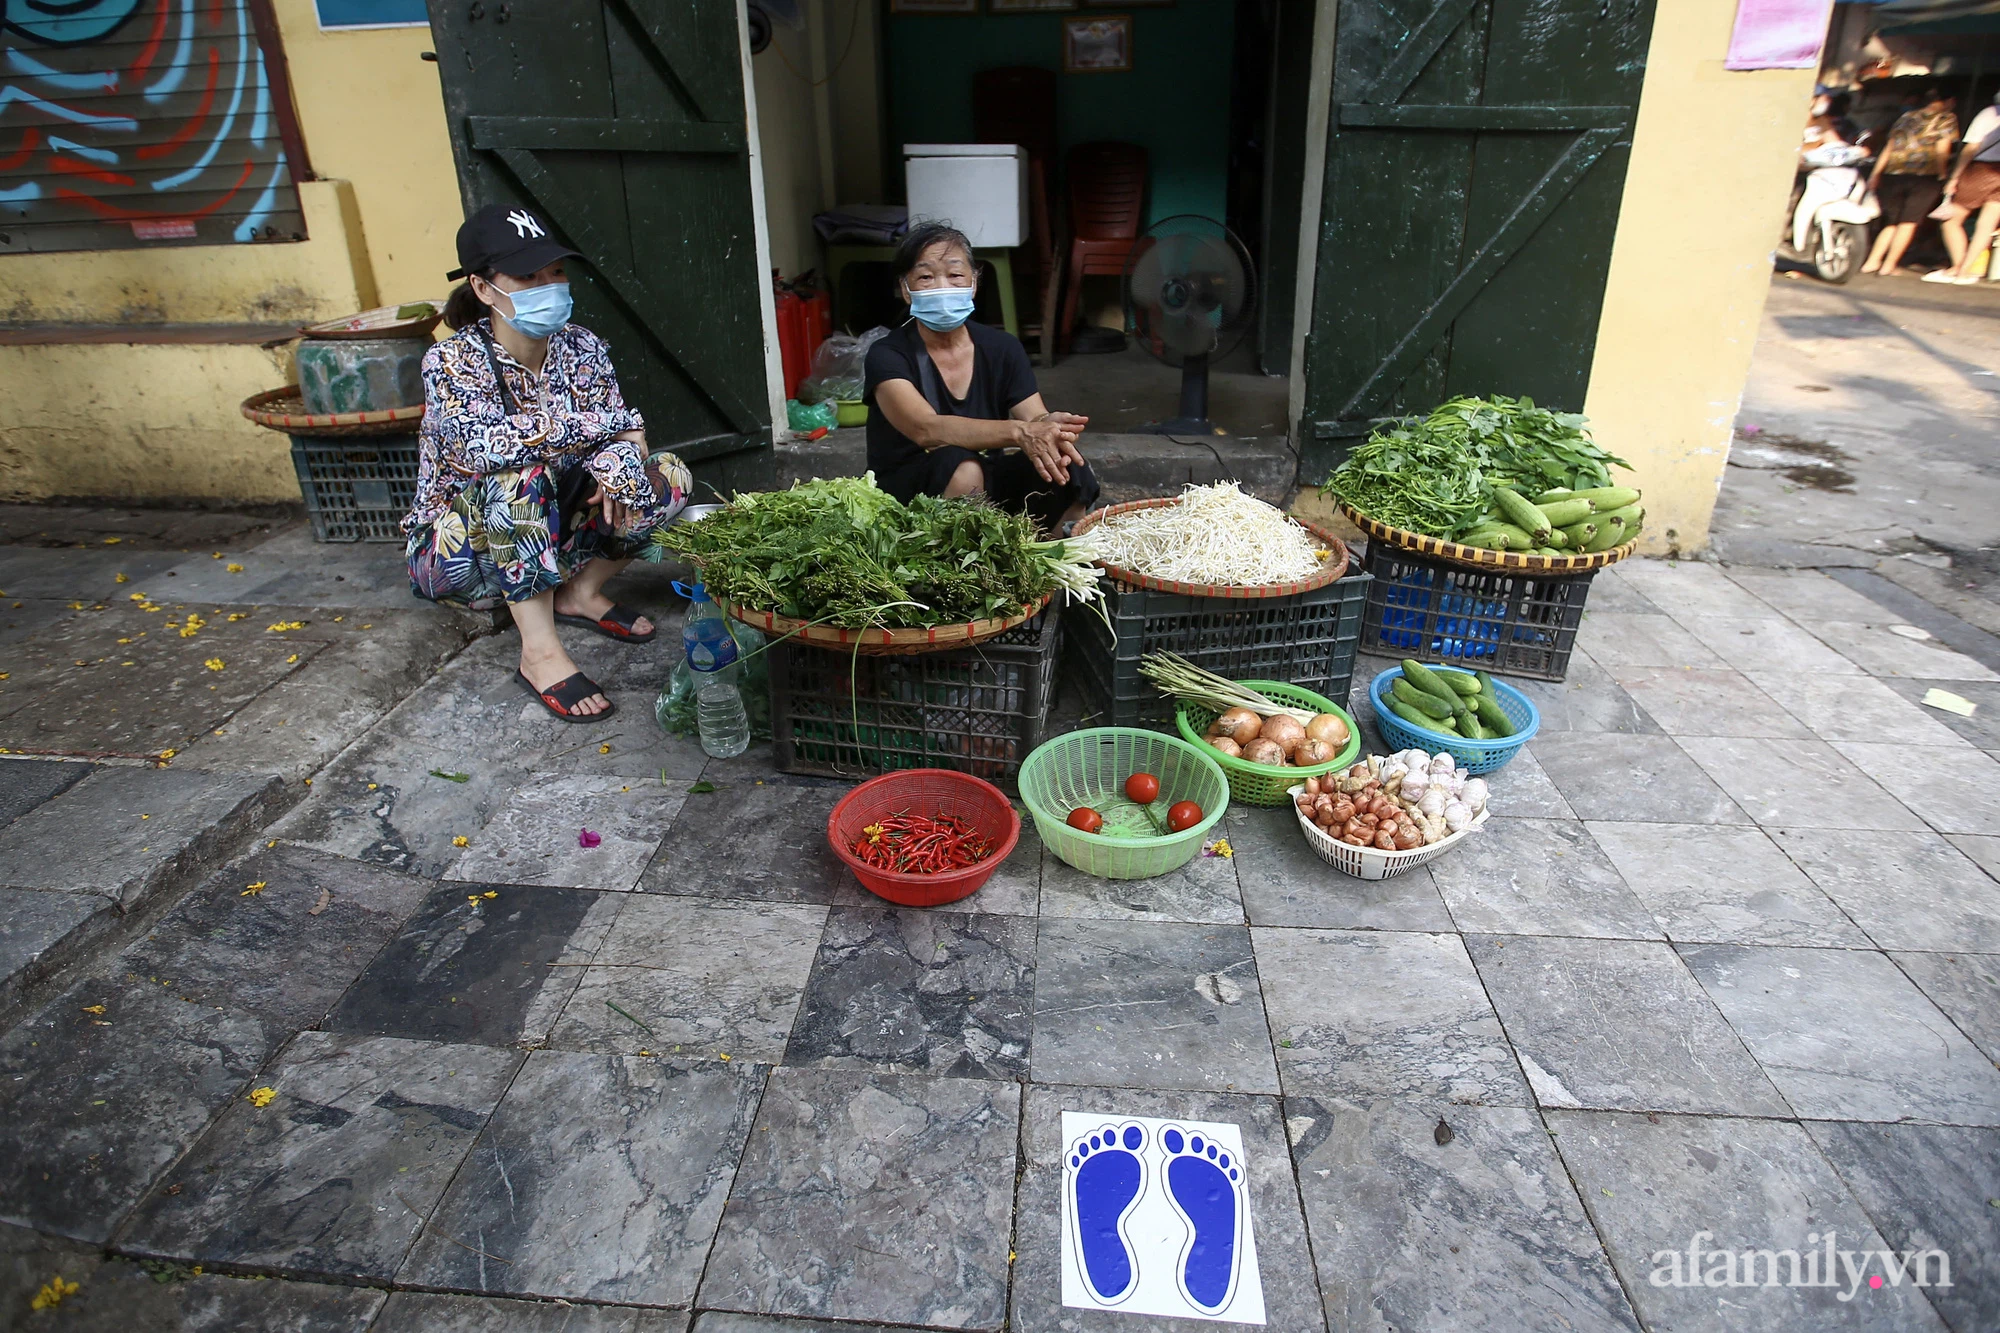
[407,451,691,609]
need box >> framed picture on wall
[994,0,1079,10]
[1063,15,1132,72]
[889,0,978,12]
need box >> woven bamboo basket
[724,595,1051,656]
[241,387,425,439]
[1336,503,1636,573]
[1070,497,1351,597]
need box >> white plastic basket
[1285,783,1489,880]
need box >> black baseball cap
[446,203,582,281]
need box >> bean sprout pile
[1084,483,1330,587]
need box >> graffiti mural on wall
[0,0,307,254]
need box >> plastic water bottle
[676,581,750,759]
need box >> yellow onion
[1208,736,1243,759]
[1295,737,1336,766]
[1260,714,1306,758]
[1305,712,1350,748]
[1214,708,1262,742]
[1240,737,1287,767]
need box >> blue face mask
[498,281,572,339]
[907,284,976,332]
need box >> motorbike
[1776,142,1878,284]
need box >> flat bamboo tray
[300,300,445,341]
[1337,503,1636,573]
[241,387,425,438]
[724,595,1050,656]
[1071,498,1351,598]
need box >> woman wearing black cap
[404,202,691,722]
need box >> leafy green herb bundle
[653,474,1099,628]
[1322,395,1631,539]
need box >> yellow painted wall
[0,341,301,503]
[268,0,462,304]
[0,180,375,504]
[1581,2,1816,555]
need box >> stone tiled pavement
[2,558,1999,1331]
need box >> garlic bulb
[1429,752,1455,777]
[1399,774,1429,804]
[1418,788,1448,818]
[1459,777,1489,813]
[1443,800,1473,833]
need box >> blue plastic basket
[1368,666,1539,776]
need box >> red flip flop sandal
[554,603,657,643]
[516,670,618,723]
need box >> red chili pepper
[850,808,994,875]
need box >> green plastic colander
[1018,728,1229,879]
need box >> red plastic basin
[827,769,1022,907]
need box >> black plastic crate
[768,609,1061,786]
[1066,572,1371,727]
[289,433,421,542]
[1360,541,1594,682]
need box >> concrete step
[0,765,297,1027]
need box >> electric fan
[1123,214,1257,436]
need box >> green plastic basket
[1018,728,1229,879]
[1174,681,1362,807]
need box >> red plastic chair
[1057,142,1148,356]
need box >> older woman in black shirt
[863,222,1100,532]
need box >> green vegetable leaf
[428,768,470,783]
[687,780,717,794]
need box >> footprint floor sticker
[1060,1112,1266,1324]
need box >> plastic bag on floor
[797,326,891,404]
[654,622,772,740]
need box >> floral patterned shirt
[1879,107,1959,176]
[404,319,649,532]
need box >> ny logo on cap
[506,209,545,239]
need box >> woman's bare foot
[555,579,655,637]
[520,638,609,715]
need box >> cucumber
[1392,678,1455,718]
[1561,485,1640,510]
[1545,526,1571,549]
[1400,660,1458,702]
[1533,546,1564,557]
[1560,520,1598,547]
[1535,498,1596,528]
[1385,695,1457,735]
[1594,502,1643,529]
[1584,521,1625,553]
[1457,528,1518,551]
[1473,693,1516,737]
[1492,487,1552,542]
[1533,487,1574,504]
[1475,669,1498,698]
[1442,671,1482,696]
[1461,716,1489,740]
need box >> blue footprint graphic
[1065,1121,1147,1305]
[1160,1124,1246,1315]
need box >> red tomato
[1166,800,1204,833]
[1066,806,1105,834]
[1124,772,1161,805]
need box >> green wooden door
[424,0,775,494]
[1299,0,1657,477]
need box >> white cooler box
[904,143,1028,249]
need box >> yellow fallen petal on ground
[240,882,267,896]
[116,572,128,583]
[482,890,496,899]
[31,1275,80,1310]
[204,659,224,671]
[248,1087,276,1107]
[452,835,469,847]
[82,1004,105,1015]
[225,564,244,573]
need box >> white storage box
[904,143,1028,249]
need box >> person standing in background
[1926,90,2000,284]
[1862,88,1958,277]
